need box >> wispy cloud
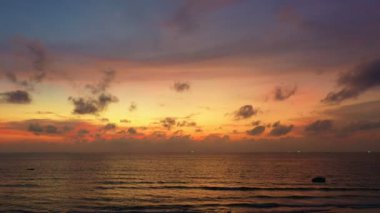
[305,120,333,133]
[322,59,380,104]
[272,85,297,101]
[165,0,240,34]
[129,102,137,112]
[172,81,190,93]
[69,70,118,115]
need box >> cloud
[120,119,131,123]
[322,59,380,104]
[342,121,380,134]
[26,121,76,135]
[269,122,293,136]
[165,0,240,34]
[99,118,109,123]
[68,95,118,115]
[69,70,118,115]
[85,69,115,95]
[4,72,31,89]
[103,123,116,131]
[195,128,203,133]
[273,85,297,101]
[23,39,49,73]
[251,120,261,126]
[234,105,258,120]
[246,125,266,136]
[160,117,176,130]
[0,90,31,104]
[77,129,89,136]
[127,127,137,135]
[324,100,380,121]
[28,123,44,134]
[4,38,50,91]
[129,102,137,112]
[305,119,333,133]
[177,121,197,127]
[45,125,59,134]
[173,81,190,92]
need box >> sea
[0,153,379,212]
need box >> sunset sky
[1,0,380,152]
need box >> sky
[1,0,380,152]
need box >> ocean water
[0,153,380,212]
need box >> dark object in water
[312,176,326,183]
[26,168,35,171]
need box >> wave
[72,202,380,212]
[0,183,39,188]
[94,185,380,192]
[95,180,188,185]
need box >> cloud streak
[305,120,333,133]
[0,90,31,104]
[322,59,380,104]
[246,125,265,136]
[165,0,240,34]
[269,122,293,136]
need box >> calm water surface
[0,153,380,212]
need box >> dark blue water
[0,153,380,212]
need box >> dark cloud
[173,81,190,92]
[28,123,43,134]
[24,39,49,73]
[234,105,258,120]
[271,121,280,127]
[324,100,380,121]
[165,0,240,34]
[160,117,176,130]
[129,102,137,112]
[69,95,118,115]
[85,69,115,95]
[4,72,31,89]
[177,121,197,127]
[269,122,293,136]
[99,118,109,123]
[151,131,167,138]
[45,125,58,134]
[127,127,137,135]
[322,59,380,104]
[305,119,333,133]
[69,70,118,115]
[247,125,266,136]
[27,123,60,135]
[195,128,203,133]
[77,129,89,136]
[251,120,261,126]
[35,111,54,115]
[342,121,380,134]
[173,130,184,135]
[120,119,131,123]
[4,38,50,91]
[103,123,116,131]
[0,90,31,104]
[273,85,297,101]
